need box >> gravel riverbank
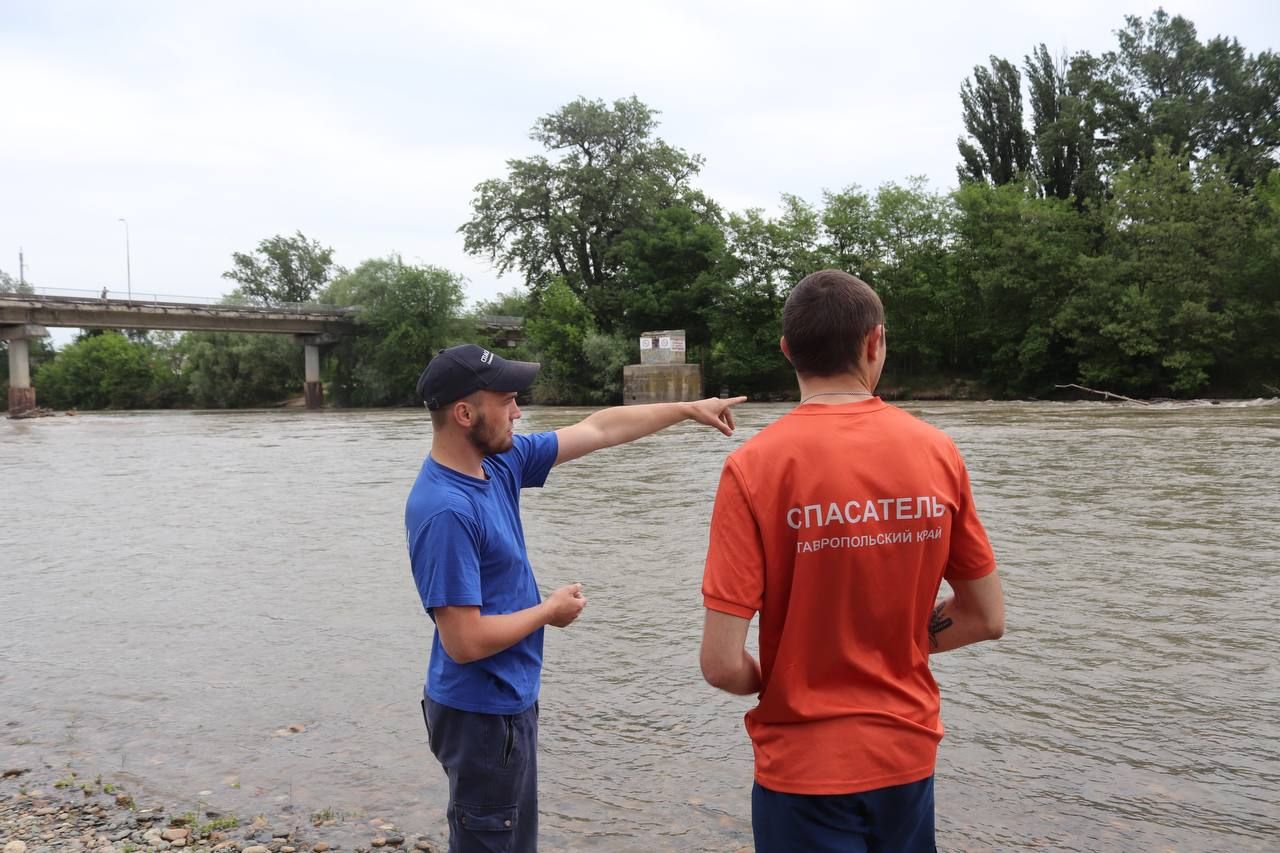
[1,768,439,853]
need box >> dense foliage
[35,331,184,410]
[223,232,338,306]
[17,10,1279,409]
[321,257,469,406]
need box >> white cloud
[1,0,1276,309]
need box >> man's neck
[796,370,876,405]
[430,431,487,479]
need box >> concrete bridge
[1,291,359,415]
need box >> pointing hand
[688,396,748,436]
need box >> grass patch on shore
[312,806,342,825]
[176,809,241,837]
[52,769,127,800]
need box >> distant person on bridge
[405,343,745,853]
[699,269,1005,853]
[100,286,108,300]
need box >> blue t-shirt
[405,431,559,714]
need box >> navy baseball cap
[416,344,540,410]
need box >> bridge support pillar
[295,334,339,410]
[304,343,323,409]
[3,324,48,417]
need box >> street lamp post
[118,217,132,300]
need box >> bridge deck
[0,293,359,335]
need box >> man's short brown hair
[782,270,884,376]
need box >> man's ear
[450,399,474,428]
[865,325,884,363]
[779,336,792,364]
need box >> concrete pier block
[304,381,324,410]
[301,341,323,409]
[304,344,321,383]
[8,385,36,416]
[4,329,45,417]
[623,364,702,405]
[7,336,30,388]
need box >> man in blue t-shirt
[406,343,745,852]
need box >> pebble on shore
[1,770,439,853]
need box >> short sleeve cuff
[703,594,756,619]
[945,559,996,583]
[423,595,484,611]
[518,431,558,488]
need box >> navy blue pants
[423,694,539,853]
[752,776,937,853]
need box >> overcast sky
[3,0,1276,310]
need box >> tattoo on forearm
[929,602,953,649]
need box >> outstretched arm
[928,571,1005,653]
[554,397,747,466]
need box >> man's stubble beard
[466,410,513,456]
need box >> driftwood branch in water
[1053,383,1151,405]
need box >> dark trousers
[752,776,937,853]
[422,694,539,853]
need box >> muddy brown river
[2,401,1276,851]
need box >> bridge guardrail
[0,286,358,316]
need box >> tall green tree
[1062,151,1247,395]
[322,257,468,406]
[957,56,1033,186]
[861,179,963,375]
[954,181,1090,393]
[1200,38,1280,187]
[709,204,824,396]
[223,231,337,305]
[821,186,879,277]
[1218,170,1280,390]
[610,204,730,348]
[522,278,603,403]
[1097,10,1280,187]
[460,96,708,330]
[1024,45,1105,203]
[1099,9,1210,168]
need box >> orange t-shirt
[702,398,996,795]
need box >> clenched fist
[545,583,587,628]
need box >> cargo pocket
[455,802,517,852]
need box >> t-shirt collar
[793,397,887,414]
[427,454,492,486]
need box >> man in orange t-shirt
[700,269,1006,852]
